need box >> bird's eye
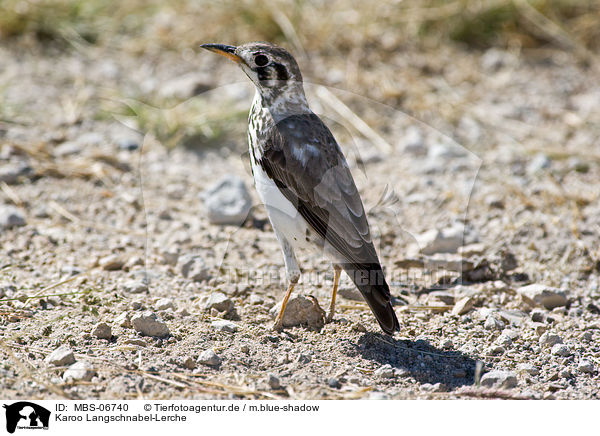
[254,54,269,67]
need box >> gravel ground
[0,41,599,400]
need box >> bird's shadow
[356,332,483,389]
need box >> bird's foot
[325,311,335,324]
[271,319,284,331]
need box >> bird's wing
[257,113,380,270]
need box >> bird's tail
[342,263,400,335]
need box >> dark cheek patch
[274,63,289,81]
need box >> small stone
[92,322,112,340]
[267,374,281,389]
[249,294,264,305]
[240,344,250,354]
[539,332,562,347]
[269,295,325,330]
[63,361,95,382]
[99,254,125,271]
[517,363,539,376]
[485,345,505,356]
[122,280,148,294]
[114,312,131,328]
[527,153,551,175]
[202,175,252,226]
[0,205,26,229]
[124,256,144,270]
[155,298,175,311]
[211,319,239,333]
[415,225,464,255]
[204,292,234,314]
[131,311,170,338]
[338,287,363,301]
[182,356,196,370]
[484,315,505,330]
[452,296,475,316]
[116,135,140,151]
[440,338,454,349]
[0,162,32,184]
[480,370,517,389]
[399,126,426,156]
[517,284,567,310]
[551,344,570,357]
[159,72,212,100]
[352,323,367,333]
[45,346,76,366]
[123,338,147,347]
[198,349,221,367]
[577,360,594,373]
[374,364,395,379]
[530,309,546,323]
[179,255,211,282]
[327,377,341,389]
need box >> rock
[338,287,363,301]
[249,294,264,305]
[452,296,475,316]
[182,356,196,370]
[0,205,26,229]
[63,361,96,382]
[327,377,341,389]
[440,338,454,349]
[159,72,212,100]
[54,141,83,157]
[267,374,281,389]
[131,311,170,338]
[92,322,112,340]
[198,349,221,367]
[416,225,463,254]
[116,135,140,151]
[155,298,175,311]
[517,284,567,310]
[539,332,563,347]
[530,308,546,323]
[374,364,395,379]
[123,338,147,347]
[122,280,148,294]
[204,292,234,314]
[99,254,125,271]
[269,295,325,330]
[114,312,131,328]
[202,175,252,226]
[527,153,551,175]
[484,315,505,330]
[428,142,467,160]
[481,48,516,71]
[0,162,32,184]
[399,126,426,156]
[577,360,594,374]
[551,344,570,357]
[179,255,211,282]
[45,346,76,366]
[480,370,517,389]
[211,319,239,333]
[517,363,539,376]
[485,345,505,355]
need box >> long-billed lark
[202,42,399,334]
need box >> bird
[201,42,399,334]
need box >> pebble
[517,363,539,376]
[480,370,518,389]
[249,294,264,305]
[269,296,325,330]
[267,374,281,389]
[159,72,212,100]
[374,364,395,379]
[202,175,252,226]
[577,360,594,373]
[539,332,563,347]
[204,292,234,314]
[530,308,546,322]
[327,377,341,389]
[198,349,221,367]
[92,322,112,340]
[399,126,426,156]
[155,298,175,311]
[116,135,140,151]
[416,224,464,254]
[182,356,196,370]
[122,280,148,294]
[45,346,76,366]
[485,345,505,356]
[211,319,239,333]
[484,315,505,330]
[527,153,551,175]
[551,344,570,357]
[114,312,131,328]
[99,254,125,271]
[63,361,96,382]
[131,311,170,338]
[440,338,454,349]
[0,162,32,184]
[179,255,212,282]
[0,205,26,229]
[517,283,567,310]
[452,296,475,316]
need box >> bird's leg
[326,265,342,323]
[272,281,296,331]
[272,235,300,331]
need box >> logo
[3,402,50,433]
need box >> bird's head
[201,42,305,107]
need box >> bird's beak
[200,43,242,64]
